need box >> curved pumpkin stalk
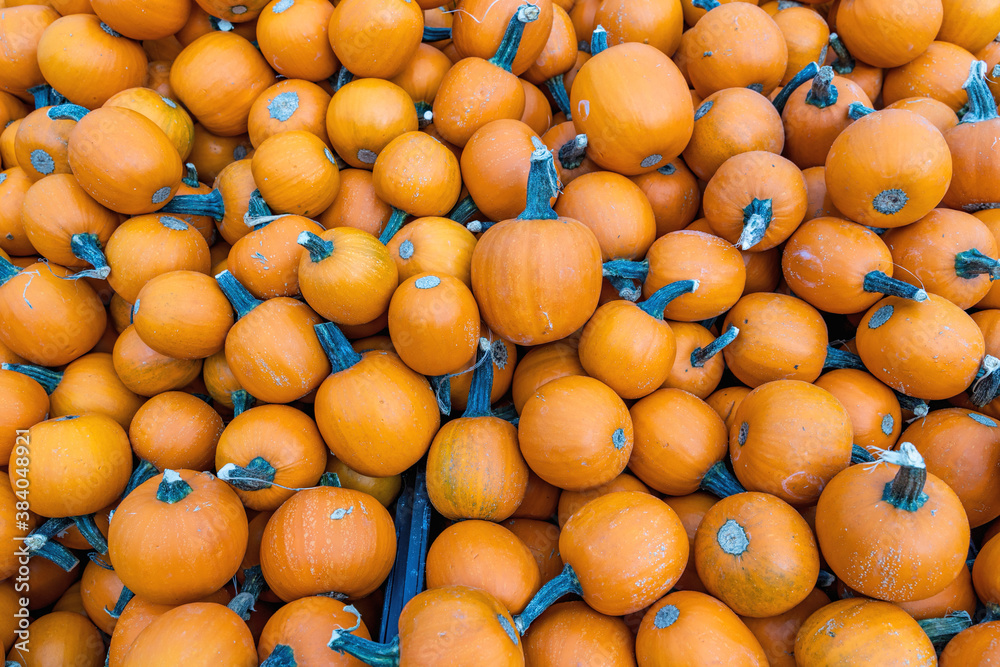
[959,60,997,125]
[851,444,876,464]
[691,325,739,368]
[823,346,867,371]
[104,585,135,620]
[804,66,839,109]
[700,460,746,498]
[122,460,158,499]
[65,233,111,280]
[22,518,77,572]
[637,279,699,320]
[228,565,266,621]
[260,644,297,667]
[545,74,572,118]
[329,633,400,666]
[556,134,588,170]
[216,270,264,320]
[231,388,255,417]
[218,457,279,492]
[970,354,1000,407]
[772,61,819,114]
[447,195,480,225]
[602,258,649,301]
[736,198,774,250]
[0,363,62,394]
[827,33,856,76]
[515,562,582,634]
[955,248,1000,280]
[918,611,973,649]
[893,390,929,421]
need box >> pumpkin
[940,620,1000,665]
[814,369,902,457]
[13,105,80,183]
[328,0,423,79]
[129,390,222,471]
[6,611,104,667]
[109,469,247,605]
[942,61,1000,212]
[884,96,959,132]
[452,0,553,77]
[0,476,36,580]
[104,87,195,161]
[739,588,831,667]
[260,485,395,601]
[540,122,600,186]
[215,404,327,510]
[523,601,635,667]
[325,457,402,509]
[251,130,340,216]
[0,5,61,97]
[882,41,975,112]
[390,42,453,119]
[228,214,323,299]
[319,169,392,238]
[556,472,652,528]
[79,558,125,634]
[133,270,233,359]
[836,0,942,68]
[896,564,978,621]
[0,367,49,461]
[772,6,829,85]
[629,161,701,237]
[258,596,370,667]
[0,125,21,173]
[112,325,203,397]
[248,79,331,149]
[256,0,336,81]
[312,321,440,477]
[186,127,254,186]
[794,598,936,664]
[327,79,418,170]
[502,519,563,586]
[386,216,477,289]
[662,322,738,398]
[121,602,256,667]
[90,0,189,41]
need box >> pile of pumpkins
[3,0,1000,664]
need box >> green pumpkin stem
[691,325,739,368]
[960,61,998,124]
[918,611,973,648]
[448,195,479,225]
[182,163,200,188]
[328,632,400,666]
[805,66,839,109]
[605,274,640,302]
[851,444,875,464]
[24,517,79,572]
[228,565,266,621]
[156,469,194,504]
[465,220,497,234]
[691,0,720,11]
[71,514,108,554]
[700,460,746,498]
[862,270,928,301]
[955,248,1000,279]
[315,322,363,374]
[334,65,354,92]
[880,442,929,512]
[415,101,433,127]
[603,259,650,281]
[422,25,451,41]
[736,198,773,250]
[637,279,699,320]
[28,84,67,108]
[848,102,874,120]
[462,339,496,419]
[246,189,272,220]
[0,363,62,394]
[0,255,20,286]
[824,346,866,370]
[46,103,89,122]
[105,586,135,619]
[557,134,588,170]
[260,644,298,667]
[379,208,408,245]
[218,457,278,492]
[123,460,159,498]
[970,354,1000,407]
[297,230,333,263]
[893,390,929,418]
[772,61,819,114]
[515,563,582,635]
[68,233,111,280]
[232,389,255,417]
[518,138,561,221]
[489,4,541,72]
[320,472,342,488]
[828,33,855,75]
[161,188,225,219]
[590,25,608,55]
[215,270,262,320]
[546,74,572,118]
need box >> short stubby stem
[736,198,773,250]
[955,248,1000,280]
[700,461,746,498]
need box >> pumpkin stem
[334,65,354,92]
[590,25,609,55]
[851,444,875,464]
[0,363,62,394]
[700,460,746,498]
[27,84,67,108]
[0,255,20,286]
[422,25,451,41]
[414,101,434,127]
[429,374,453,415]
[545,74,573,118]
[379,208,408,245]
[71,514,108,554]
[182,163,200,188]
[862,270,928,301]
[315,322,363,373]
[493,401,520,425]
[893,390,929,419]
[246,189,273,220]
[215,270,263,320]
[602,258,650,281]
[736,198,773,250]
[637,279,699,320]
[123,460,158,499]
[68,233,111,280]
[960,61,998,124]
[23,517,79,572]
[691,325,739,368]
[261,644,297,667]
[320,472,342,487]
[156,469,194,504]
[328,632,400,666]
[465,220,497,234]
[772,62,820,114]
[489,4,541,72]
[218,457,278,492]
[691,0,721,11]
[880,442,929,512]
[557,134,588,170]
[228,565,266,621]
[970,354,1000,407]
[518,138,561,221]
[297,230,334,263]
[824,346,866,370]
[462,339,496,419]
[918,611,973,648]
[46,104,89,122]
[161,188,225,219]
[847,101,874,120]
[804,66,838,109]
[105,586,134,620]
[515,563,582,635]
[232,389,255,416]
[828,33,855,75]
[448,195,480,225]
[607,275,641,302]
[955,248,1000,279]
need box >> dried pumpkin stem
[880,442,928,512]
[638,279,699,320]
[46,103,89,122]
[518,138,561,220]
[918,611,973,648]
[162,188,225,218]
[0,256,20,286]
[828,33,855,75]
[328,631,400,666]
[772,61,819,114]
[229,565,266,621]
[893,390,929,418]
[971,354,1000,407]
[602,258,649,281]
[429,374,452,415]
[700,460,746,498]
[379,208,408,245]
[156,469,194,504]
[955,248,1000,279]
[71,514,108,554]
[218,457,277,492]
[465,220,497,234]
[546,75,572,118]
[960,61,998,124]
[691,325,739,368]
[557,134,588,170]
[422,25,451,41]
[736,198,773,250]
[315,322,363,373]
[24,517,79,572]
[297,230,333,263]
[862,270,927,301]
[804,66,838,109]
[215,270,263,320]
[448,195,480,224]
[260,644,297,667]
[515,563,583,634]
[232,389,255,417]
[0,363,62,394]
[105,586,134,619]
[462,339,496,419]
[851,444,875,464]
[824,346,866,371]
[489,4,541,72]
[67,233,111,280]
[123,460,159,498]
